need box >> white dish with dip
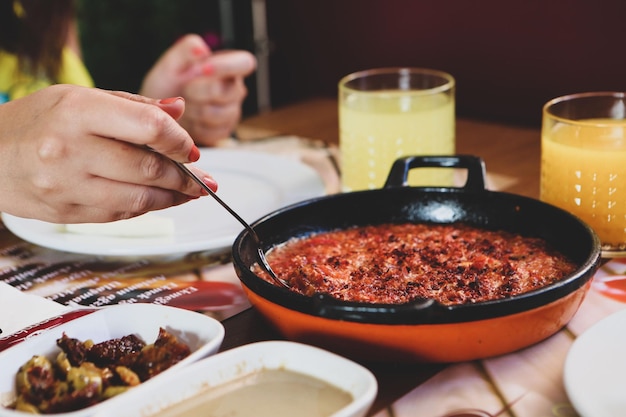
[93,340,378,417]
[0,303,225,417]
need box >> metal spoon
[174,162,290,289]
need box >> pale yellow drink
[339,69,455,192]
[540,118,626,248]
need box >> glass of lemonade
[540,92,626,257]
[339,68,455,192]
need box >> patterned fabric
[0,47,94,103]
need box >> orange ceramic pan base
[243,282,590,363]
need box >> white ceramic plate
[0,303,225,417]
[564,308,626,417]
[1,149,326,256]
[92,340,378,417]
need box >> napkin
[0,282,68,338]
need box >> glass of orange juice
[339,68,455,192]
[540,92,626,257]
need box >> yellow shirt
[0,47,94,103]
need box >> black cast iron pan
[232,155,601,325]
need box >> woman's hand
[140,34,257,146]
[0,84,216,223]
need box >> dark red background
[265,0,626,126]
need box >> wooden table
[227,97,544,415]
[237,97,541,199]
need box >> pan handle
[383,155,487,192]
[312,293,450,324]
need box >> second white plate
[564,308,626,417]
[1,149,326,256]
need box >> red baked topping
[258,223,577,305]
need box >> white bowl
[0,303,225,416]
[94,340,378,417]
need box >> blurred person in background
[0,0,256,146]
[0,0,232,224]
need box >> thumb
[140,34,212,98]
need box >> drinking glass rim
[339,67,455,95]
[543,91,626,125]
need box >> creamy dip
[155,369,353,417]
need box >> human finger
[202,50,257,78]
[88,90,198,163]
[36,176,197,224]
[183,99,241,128]
[182,75,248,105]
[141,34,212,95]
[71,134,209,195]
[185,122,235,147]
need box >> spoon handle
[174,162,257,238]
[174,162,289,289]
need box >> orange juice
[540,118,626,247]
[339,91,455,191]
[338,68,455,192]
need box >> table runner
[0,136,613,417]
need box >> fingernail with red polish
[201,63,214,75]
[188,145,200,162]
[159,97,184,105]
[203,176,218,192]
[192,45,208,57]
